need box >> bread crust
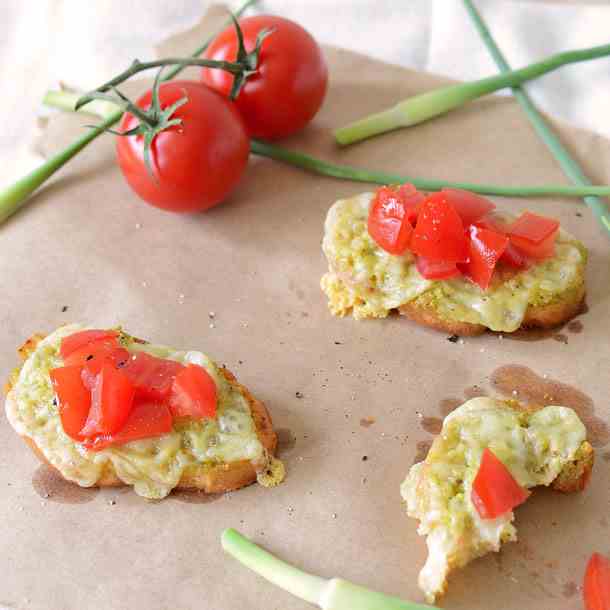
[6,336,277,496]
[398,282,585,336]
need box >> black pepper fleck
[334,341,342,345]
[295,391,304,399]
[362,455,368,461]
[447,335,459,343]
[85,354,94,361]
[575,212,583,217]
[61,306,69,313]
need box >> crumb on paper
[295,391,304,399]
[331,513,337,519]
[208,311,216,318]
[447,335,459,343]
[209,323,215,329]
[135,223,142,229]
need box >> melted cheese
[400,397,586,602]
[321,192,586,331]
[6,324,274,499]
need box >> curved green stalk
[221,529,435,610]
[334,42,610,145]
[250,140,610,198]
[42,90,610,200]
[0,0,257,225]
[462,0,610,237]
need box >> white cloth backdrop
[2,0,610,185]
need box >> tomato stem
[462,0,610,237]
[334,41,610,146]
[0,0,258,225]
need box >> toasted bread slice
[401,397,594,602]
[5,331,282,497]
[398,281,585,336]
[321,192,588,335]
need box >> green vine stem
[0,0,258,225]
[334,41,610,145]
[462,0,610,237]
[42,89,610,200]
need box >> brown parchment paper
[2,8,610,610]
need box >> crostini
[5,325,284,499]
[401,397,594,602]
[321,186,586,334]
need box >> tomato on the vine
[116,81,249,213]
[201,15,328,139]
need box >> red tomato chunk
[83,401,173,451]
[169,364,218,420]
[53,330,220,448]
[471,448,530,519]
[121,351,185,401]
[461,225,509,290]
[584,553,610,610]
[50,366,91,441]
[411,193,469,263]
[60,330,118,360]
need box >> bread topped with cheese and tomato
[4,325,284,499]
[401,397,594,603]
[321,186,587,335]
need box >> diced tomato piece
[415,256,460,280]
[368,186,417,255]
[584,553,610,610]
[80,363,136,437]
[474,212,510,234]
[60,330,118,360]
[82,401,173,451]
[49,366,91,441]
[510,230,557,260]
[63,337,123,367]
[121,351,185,401]
[508,212,559,260]
[398,183,426,226]
[441,189,495,225]
[471,448,530,519]
[169,364,217,420]
[509,211,560,243]
[461,225,509,290]
[500,242,531,269]
[411,193,469,263]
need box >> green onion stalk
[221,528,436,610]
[0,0,258,225]
[462,0,610,237]
[40,89,610,200]
[334,42,610,146]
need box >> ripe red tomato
[201,15,328,139]
[116,81,249,213]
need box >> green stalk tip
[335,41,610,145]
